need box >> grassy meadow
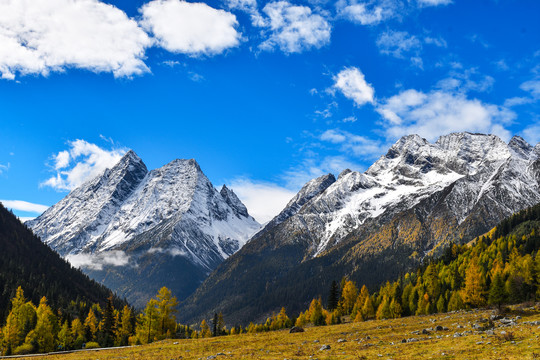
[6,305,540,360]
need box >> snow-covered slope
[283,132,540,256]
[28,151,260,305]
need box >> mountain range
[27,151,260,308]
[177,132,540,324]
[28,132,540,324]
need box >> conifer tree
[2,287,36,351]
[340,281,358,315]
[114,306,131,346]
[57,321,72,350]
[389,298,402,318]
[200,320,212,338]
[376,297,391,320]
[447,291,465,311]
[84,308,99,342]
[462,259,486,308]
[212,313,218,337]
[99,296,115,347]
[136,299,159,344]
[71,318,85,349]
[156,287,178,338]
[436,295,446,313]
[362,296,375,320]
[28,297,57,353]
[488,270,507,310]
[308,299,325,326]
[327,281,339,311]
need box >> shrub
[13,343,34,355]
[84,341,100,349]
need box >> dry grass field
[7,306,540,360]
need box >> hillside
[0,203,123,320]
[179,133,540,325]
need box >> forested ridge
[285,201,540,328]
[0,203,125,321]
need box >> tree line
[0,286,179,355]
[287,214,540,328]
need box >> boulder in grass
[290,326,305,333]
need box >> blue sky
[0,0,539,223]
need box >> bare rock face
[28,151,260,307]
[179,132,540,325]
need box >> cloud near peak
[41,139,126,191]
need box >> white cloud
[282,155,362,189]
[0,200,49,213]
[229,178,297,223]
[0,162,9,174]
[147,247,187,257]
[377,89,515,141]
[336,0,400,25]
[332,67,375,106]
[0,0,151,80]
[140,0,241,56]
[41,139,126,191]
[226,0,258,13]
[436,68,495,94]
[521,80,540,98]
[504,79,540,107]
[66,250,131,270]
[320,129,385,157]
[522,122,540,145]
[417,0,452,7]
[376,30,422,59]
[258,1,331,53]
[424,36,447,48]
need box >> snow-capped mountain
[28,150,260,306]
[286,132,540,257]
[179,132,540,325]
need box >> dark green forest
[0,203,125,321]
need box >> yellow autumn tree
[339,280,358,315]
[461,258,486,308]
[84,308,99,342]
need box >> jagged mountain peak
[29,151,261,307]
[220,185,249,218]
[508,135,533,158]
[385,134,429,159]
[338,169,352,179]
[256,173,336,234]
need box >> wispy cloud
[417,0,452,7]
[65,250,131,270]
[0,200,49,213]
[436,68,495,94]
[336,0,403,25]
[376,30,422,59]
[0,163,9,174]
[320,129,386,156]
[41,139,126,191]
